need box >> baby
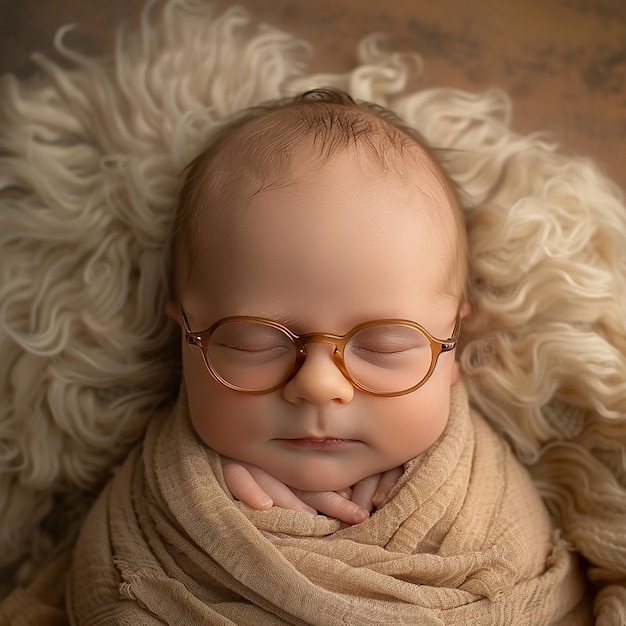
[166,87,469,525]
[65,88,588,624]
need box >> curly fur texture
[1,0,625,615]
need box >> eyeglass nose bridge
[295,332,347,349]
[290,333,352,381]
[293,332,348,353]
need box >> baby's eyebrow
[231,311,303,329]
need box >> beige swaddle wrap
[66,381,588,625]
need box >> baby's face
[176,148,461,491]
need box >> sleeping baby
[65,88,589,624]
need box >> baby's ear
[165,301,180,325]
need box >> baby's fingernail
[354,509,370,523]
[259,498,273,510]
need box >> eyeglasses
[180,308,461,397]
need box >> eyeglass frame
[179,307,461,397]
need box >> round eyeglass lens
[344,324,433,393]
[206,321,297,391]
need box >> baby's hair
[169,88,469,302]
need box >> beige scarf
[66,382,588,625]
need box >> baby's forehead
[189,104,459,254]
[175,99,467,302]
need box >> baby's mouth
[276,438,360,450]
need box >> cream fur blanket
[1,0,626,622]
[64,381,587,625]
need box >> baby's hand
[221,459,402,525]
[221,459,318,515]
[333,467,403,511]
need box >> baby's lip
[276,433,359,441]
[275,437,361,450]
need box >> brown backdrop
[1,0,625,189]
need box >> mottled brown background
[1,0,625,189]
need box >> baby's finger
[222,462,273,510]
[295,490,369,525]
[245,465,317,515]
[372,466,403,507]
[350,474,381,511]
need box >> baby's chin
[277,465,391,493]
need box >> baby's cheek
[451,359,460,384]
[404,376,453,454]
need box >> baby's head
[168,88,469,491]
